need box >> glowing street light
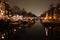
[49,16,52,19]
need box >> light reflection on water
[28,20,45,35]
[0,20,60,40]
[4,20,45,40]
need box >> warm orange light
[49,16,52,19]
[44,17,48,20]
[53,13,57,19]
[0,14,5,20]
[53,16,56,19]
[1,12,4,15]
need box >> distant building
[0,0,11,16]
[0,0,5,15]
[40,3,60,22]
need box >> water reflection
[0,19,60,40]
[1,20,44,40]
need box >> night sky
[3,0,60,16]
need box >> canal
[4,20,45,40]
[4,20,60,40]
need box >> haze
[3,0,60,16]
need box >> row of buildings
[40,3,60,22]
[0,0,12,20]
[0,0,11,15]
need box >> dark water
[4,20,45,40]
[1,20,60,40]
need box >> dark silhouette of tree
[49,4,55,19]
[27,12,36,17]
[57,3,60,9]
[11,5,21,15]
[4,1,10,10]
[27,12,32,16]
[3,1,12,16]
[1,1,37,17]
[21,8,28,16]
[57,3,60,14]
